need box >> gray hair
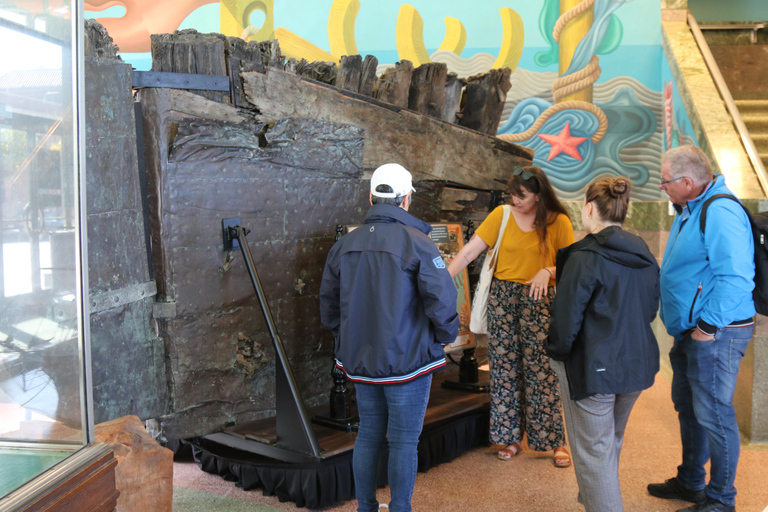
[371,184,406,207]
[661,145,713,186]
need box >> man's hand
[691,329,715,341]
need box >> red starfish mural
[538,123,587,162]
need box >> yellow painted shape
[438,17,466,54]
[558,0,593,102]
[220,0,275,41]
[275,26,336,62]
[328,0,360,58]
[396,4,430,67]
[493,8,523,72]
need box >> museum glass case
[0,0,96,506]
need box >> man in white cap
[319,163,459,512]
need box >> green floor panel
[173,487,284,512]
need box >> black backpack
[700,193,768,316]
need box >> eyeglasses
[513,167,534,180]
[660,176,687,186]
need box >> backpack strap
[699,194,742,234]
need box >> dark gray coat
[546,226,660,400]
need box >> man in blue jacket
[648,146,755,512]
[319,163,459,512]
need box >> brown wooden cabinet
[1,444,118,512]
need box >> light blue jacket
[660,174,756,338]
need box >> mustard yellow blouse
[474,206,574,285]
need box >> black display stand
[442,220,490,393]
[217,218,322,463]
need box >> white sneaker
[379,505,389,510]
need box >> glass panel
[0,0,85,499]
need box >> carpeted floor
[172,373,768,512]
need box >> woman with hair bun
[546,177,660,512]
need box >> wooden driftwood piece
[284,57,298,74]
[374,60,413,108]
[359,55,378,96]
[442,72,466,124]
[95,415,173,512]
[458,67,512,135]
[150,30,228,102]
[227,37,271,107]
[408,62,448,118]
[336,54,362,92]
[242,67,533,190]
[295,59,337,85]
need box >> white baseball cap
[370,163,416,198]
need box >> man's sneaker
[648,478,706,503]
[677,497,736,512]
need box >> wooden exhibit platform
[175,366,490,509]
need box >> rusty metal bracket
[89,281,158,314]
[132,71,230,92]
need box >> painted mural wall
[78,0,699,200]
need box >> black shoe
[648,478,706,503]
[677,497,736,512]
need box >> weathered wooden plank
[359,54,378,96]
[169,89,248,124]
[336,54,362,92]
[150,30,229,103]
[225,37,266,73]
[84,19,119,59]
[442,72,466,124]
[458,67,512,135]
[135,88,173,301]
[374,60,413,108]
[242,67,533,190]
[295,59,337,85]
[408,62,447,118]
[226,37,265,107]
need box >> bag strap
[699,194,743,234]
[487,205,511,270]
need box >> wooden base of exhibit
[95,415,173,512]
[8,444,119,512]
[175,366,490,509]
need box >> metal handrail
[687,12,768,196]
[697,22,766,44]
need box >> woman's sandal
[553,446,572,468]
[496,442,522,460]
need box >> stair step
[735,99,768,114]
[751,134,768,152]
[741,114,768,131]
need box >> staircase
[735,98,768,170]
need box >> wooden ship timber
[84,24,534,508]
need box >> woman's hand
[526,268,552,300]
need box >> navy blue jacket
[319,204,459,384]
[546,226,660,400]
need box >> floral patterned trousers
[486,278,566,451]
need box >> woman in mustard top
[448,166,574,467]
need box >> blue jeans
[669,325,752,506]
[353,375,432,512]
